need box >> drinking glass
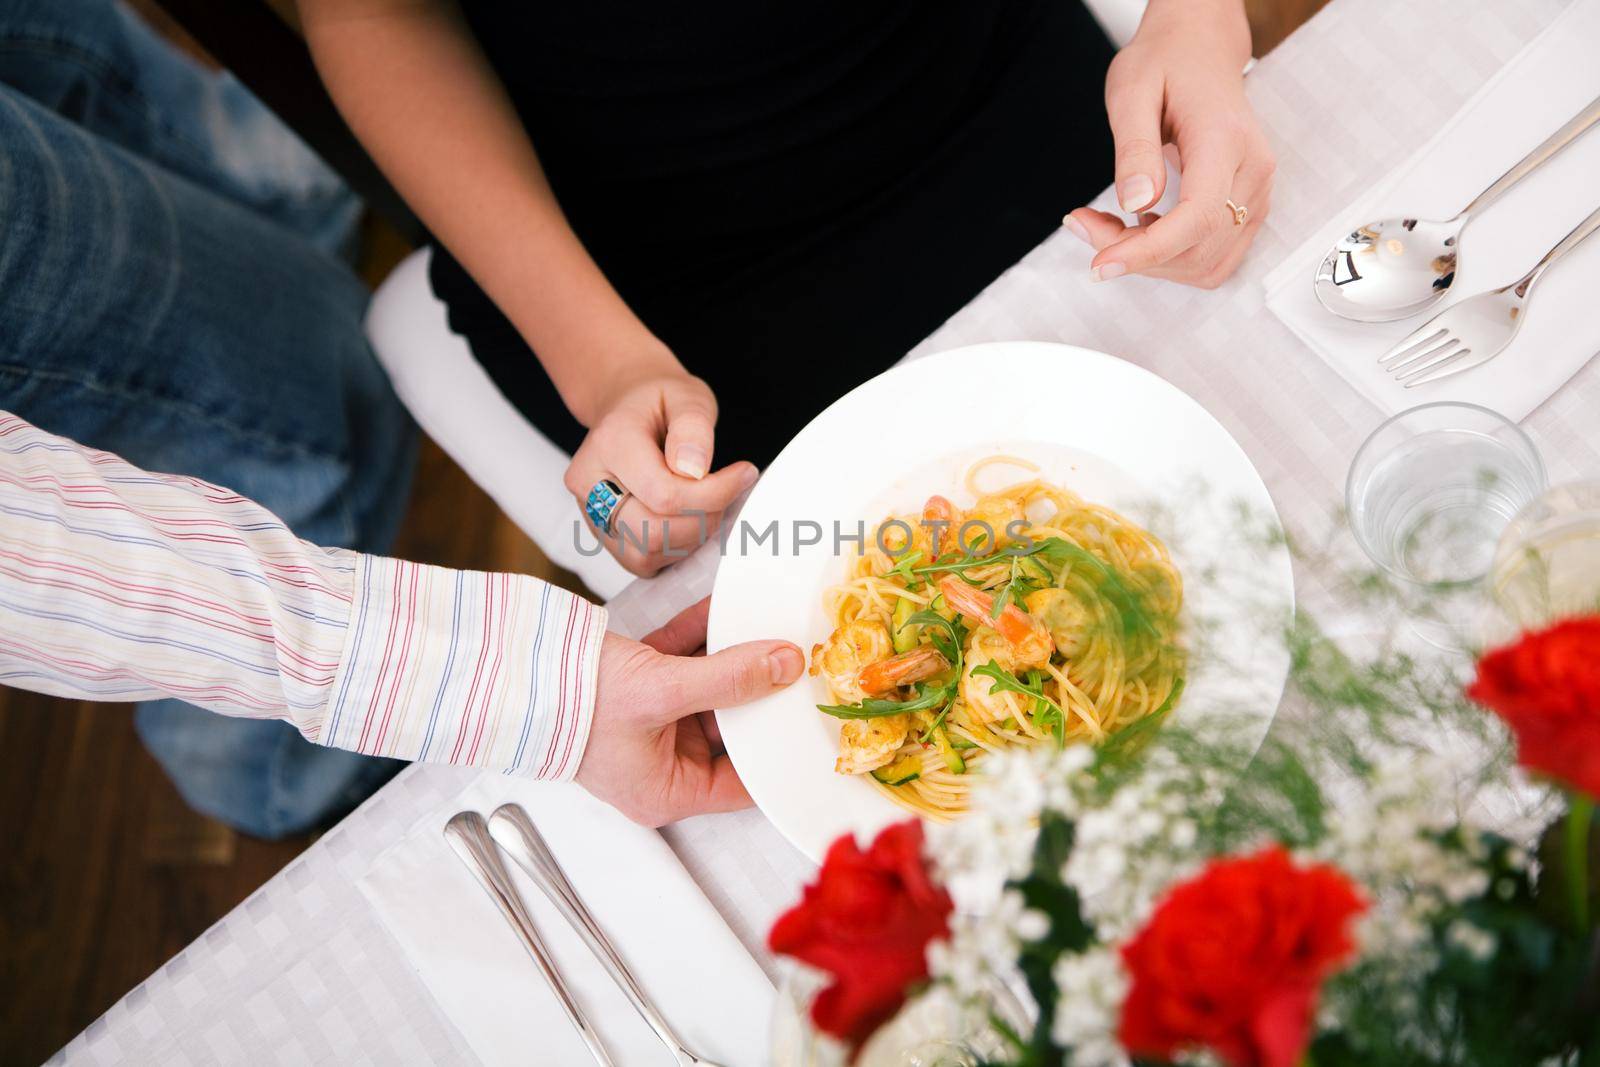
[1489,480,1600,632]
[1347,403,1545,588]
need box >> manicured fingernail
[1118,175,1155,214]
[1061,215,1090,244]
[673,446,708,480]
[1092,262,1127,282]
[769,646,804,685]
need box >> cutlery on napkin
[358,777,773,1066]
[1263,0,1600,422]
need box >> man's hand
[1063,0,1275,289]
[576,598,804,826]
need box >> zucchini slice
[890,597,918,653]
[871,753,923,786]
[931,726,967,775]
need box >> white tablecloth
[57,0,1594,1061]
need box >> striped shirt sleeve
[0,411,607,780]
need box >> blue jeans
[0,0,417,837]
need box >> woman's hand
[1063,0,1274,289]
[577,598,804,826]
[564,362,758,576]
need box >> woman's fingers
[607,499,722,576]
[570,439,738,575]
[615,438,754,518]
[1091,137,1238,280]
[568,419,756,519]
[1103,60,1168,214]
[1193,184,1271,287]
[661,376,718,480]
[1063,208,1132,252]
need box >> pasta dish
[809,458,1185,818]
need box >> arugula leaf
[818,680,955,719]
[1008,554,1048,605]
[918,706,951,744]
[898,608,955,641]
[972,661,1069,749]
[1019,555,1054,585]
[896,609,967,675]
[912,537,1158,641]
[1027,669,1066,749]
[991,582,1013,619]
[911,534,1082,582]
[1028,538,1161,638]
[912,545,1017,578]
[885,548,924,591]
[971,660,1047,700]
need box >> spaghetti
[809,460,1184,819]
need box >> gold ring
[1226,199,1249,227]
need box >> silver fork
[487,804,726,1067]
[1378,203,1600,387]
[443,811,617,1066]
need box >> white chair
[362,4,1147,602]
[364,249,635,600]
[1083,0,1148,48]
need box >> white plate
[709,342,1294,863]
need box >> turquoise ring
[584,478,630,537]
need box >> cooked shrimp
[962,496,1025,552]
[1024,587,1089,659]
[835,713,912,774]
[936,574,1052,669]
[810,619,892,704]
[960,643,1015,725]
[921,495,959,559]
[858,646,949,696]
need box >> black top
[430,1,1116,465]
[459,1,1001,286]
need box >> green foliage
[1314,834,1600,1066]
[1001,813,1093,1067]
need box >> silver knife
[488,804,725,1067]
[443,811,617,1067]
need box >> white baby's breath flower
[1313,749,1521,969]
[929,887,1039,1005]
[1443,918,1497,962]
[1050,948,1130,1067]
[1055,757,1215,940]
[1016,906,1051,942]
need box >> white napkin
[1263,0,1600,422]
[358,775,774,1066]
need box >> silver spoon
[1377,202,1600,387]
[1315,95,1600,323]
[443,811,617,1066]
[488,804,727,1067]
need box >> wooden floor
[0,1,1327,1061]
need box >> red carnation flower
[1118,846,1367,1067]
[1467,615,1600,799]
[769,820,953,1052]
